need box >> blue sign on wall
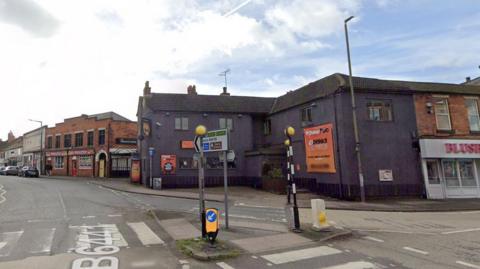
[203,143,209,151]
[148,147,155,157]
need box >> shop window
[459,160,477,187]
[175,117,189,130]
[219,118,233,131]
[301,107,312,125]
[75,133,83,147]
[87,131,94,146]
[367,99,392,121]
[55,135,61,148]
[465,98,480,132]
[179,157,198,169]
[442,160,459,187]
[264,119,272,135]
[434,99,452,130]
[206,157,236,169]
[64,134,72,148]
[426,160,440,184]
[47,136,52,149]
[54,156,64,169]
[99,129,105,145]
[79,156,92,169]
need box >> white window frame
[54,156,64,169]
[219,118,233,131]
[465,97,480,131]
[175,117,189,130]
[434,98,452,131]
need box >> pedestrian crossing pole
[195,125,207,238]
[285,126,300,231]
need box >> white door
[422,159,445,199]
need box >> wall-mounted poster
[379,170,393,181]
[142,118,151,137]
[303,123,336,173]
[161,155,176,174]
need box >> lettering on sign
[445,143,480,154]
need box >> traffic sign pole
[223,150,229,229]
[197,136,206,238]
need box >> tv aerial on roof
[219,68,231,89]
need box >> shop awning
[110,148,137,154]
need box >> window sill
[366,119,394,123]
[436,129,455,134]
[469,130,480,135]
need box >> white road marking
[131,260,157,267]
[0,231,24,257]
[403,246,429,255]
[0,184,6,204]
[71,224,128,248]
[179,260,189,264]
[82,216,96,219]
[442,228,480,235]
[127,222,164,245]
[217,262,235,269]
[56,190,67,219]
[456,261,480,269]
[29,228,56,254]
[266,263,272,267]
[108,214,122,217]
[363,236,384,243]
[182,265,190,269]
[320,261,379,269]
[261,246,342,265]
[251,255,258,259]
[0,242,6,250]
[353,229,436,235]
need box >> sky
[0,0,479,141]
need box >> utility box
[311,199,329,230]
[153,177,162,190]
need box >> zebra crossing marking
[0,231,23,257]
[320,261,379,269]
[261,246,342,265]
[28,228,56,254]
[127,222,165,245]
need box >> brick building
[137,74,480,200]
[45,112,137,178]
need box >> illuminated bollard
[311,199,329,230]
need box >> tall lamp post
[29,119,43,175]
[344,16,366,202]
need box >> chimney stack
[466,77,471,82]
[187,85,197,95]
[143,81,151,96]
[220,86,230,96]
[7,131,15,142]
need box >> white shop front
[420,139,480,199]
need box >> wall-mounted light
[155,122,162,127]
[310,102,317,107]
[237,114,243,118]
[426,102,433,114]
[165,112,170,116]
[203,113,208,117]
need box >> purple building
[137,74,425,200]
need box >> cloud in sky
[0,0,59,37]
[0,0,479,140]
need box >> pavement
[86,177,480,212]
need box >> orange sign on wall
[161,155,176,174]
[303,123,336,173]
[181,140,195,149]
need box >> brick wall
[414,93,480,138]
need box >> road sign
[194,136,202,152]
[201,129,228,152]
[148,147,155,157]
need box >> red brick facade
[45,114,137,178]
[414,93,480,139]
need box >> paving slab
[157,218,201,240]
[230,233,312,253]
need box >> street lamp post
[29,119,43,175]
[344,16,366,203]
